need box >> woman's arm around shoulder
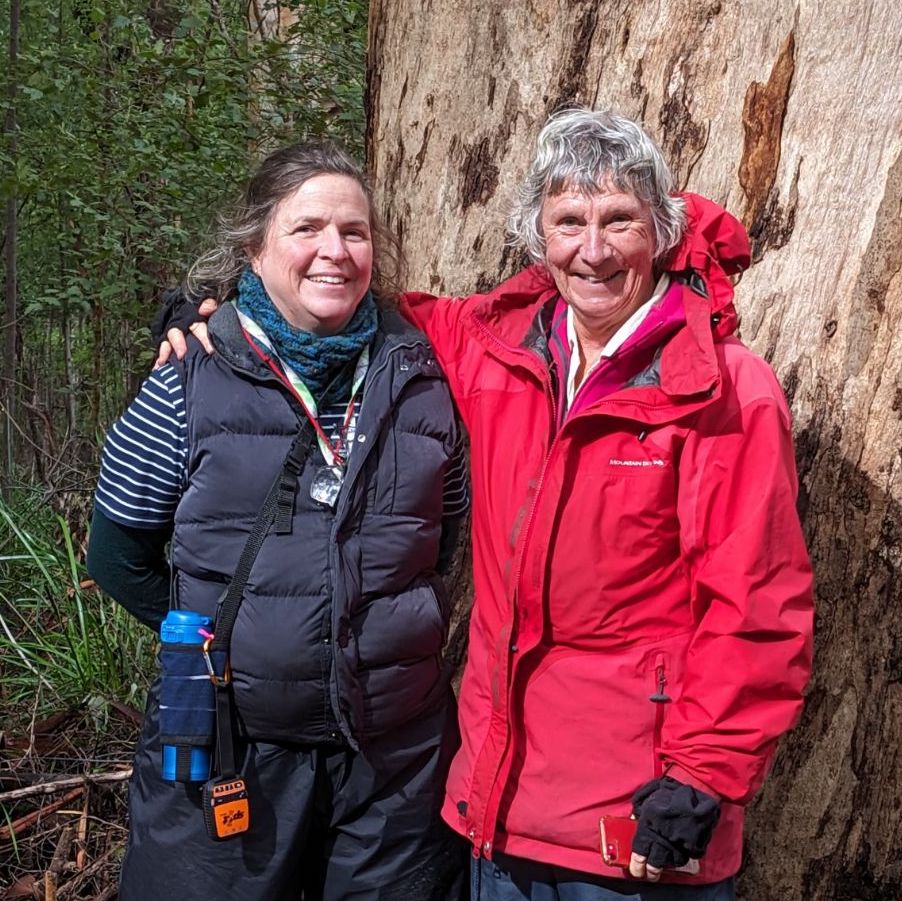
[399,264,555,367]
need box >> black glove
[151,287,205,349]
[631,775,721,868]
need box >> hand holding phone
[599,816,700,876]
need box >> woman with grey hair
[159,108,813,900]
[89,139,469,900]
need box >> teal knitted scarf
[236,268,377,405]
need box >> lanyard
[237,308,369,467]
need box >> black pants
[120,680,467,901]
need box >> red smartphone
[599,816,700,875]
[600,815,637,867]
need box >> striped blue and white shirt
[96,363,469,529]
[95,365,187,527]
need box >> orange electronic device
[203,777,250,840]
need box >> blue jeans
[471,853,736,901]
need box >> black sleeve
[86,508,172,631]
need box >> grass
[0,494,155,733]
[0,493,152,892]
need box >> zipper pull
[649,662,671,703]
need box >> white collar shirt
[565,274,671,406]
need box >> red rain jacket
[401,194,814,882]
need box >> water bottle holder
[158,644,227,781]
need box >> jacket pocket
[354,577,447,668]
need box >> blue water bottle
[160,610,215,782]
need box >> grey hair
[185,139,405,303]
[507,108,686,263]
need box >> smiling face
[249,173,374,335]
[540,180,657,349]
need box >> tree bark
[367,2,902,898]
[247,0,300,40]
[246,0,301,152]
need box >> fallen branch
[0,788,83,841]
[108,699,143,726]
[91,885,119,901]
[44,825,75,901]
[75,788,90,870]
[55,845,119,900]
[0,769,132,804]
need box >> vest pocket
[354,579,446,666]
[359,654,443,734]
[354,578,447,733]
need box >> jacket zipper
[334,337,436,521]
[327,338,440,745]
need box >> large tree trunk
[366,2,902,898]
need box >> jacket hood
[664,192,750,340]
[463,194,751,405]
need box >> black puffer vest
[169,304,457,749]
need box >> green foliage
[0,494,155,725]
[1,0,368,459]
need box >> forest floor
[0,703,139,900]
[0,497,151,901]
